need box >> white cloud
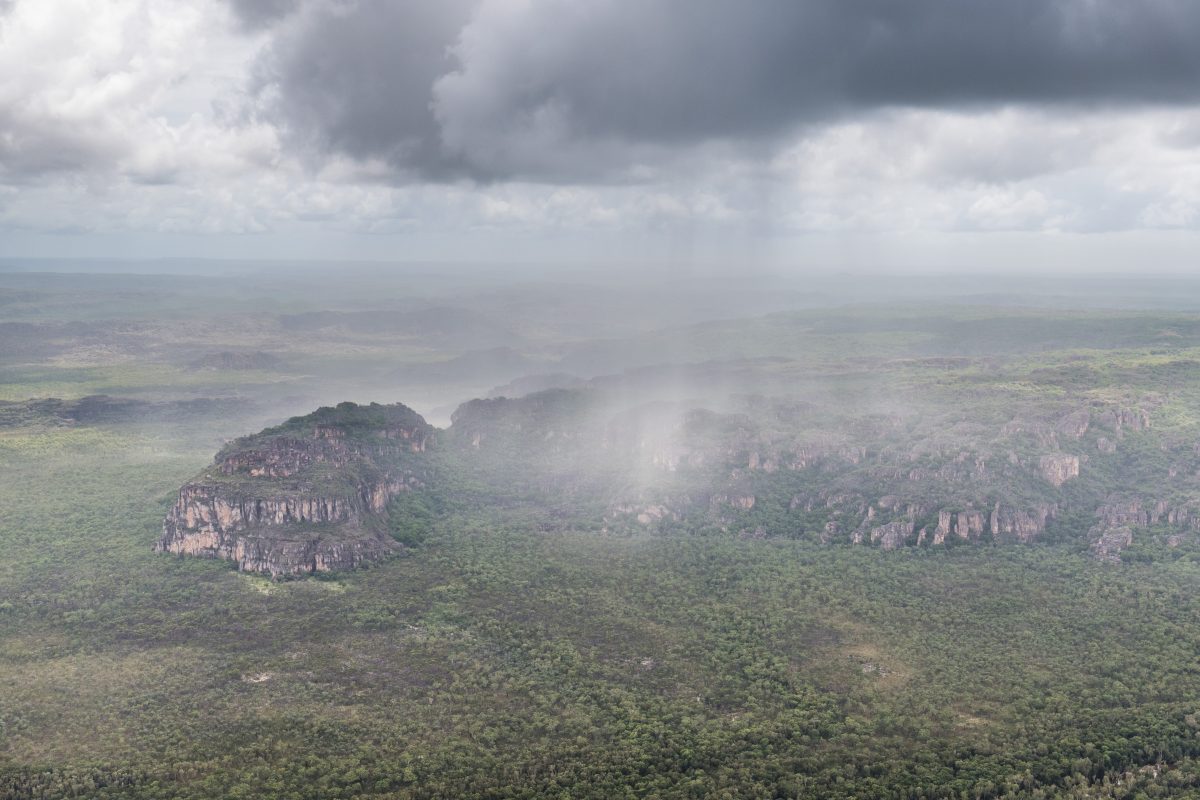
[767,107,1200,235]
[1,0,1199,266]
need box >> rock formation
[1055,409,1090,439]
[157,388,1186,572]
[955,510,988,541]
[1089,526,1134,563]
[870,519,915,551]
[157,402,434,577]
[1039,454,1080,487]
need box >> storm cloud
[3,0,1200,257]
[251,0,1200,180]
[251,0,478,179]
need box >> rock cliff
[158,389,1184,573]
[1039,453,1080,487]
[157,402,435,577]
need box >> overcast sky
[2,0,1199,271]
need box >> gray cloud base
[248,0,1200,182]
[251,0,478,179]
[227,0,300,30]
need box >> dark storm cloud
[255,0,1200,181]
[252,0,477,179]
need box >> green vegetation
[9,270,1200,797]
[6,418,1200,798]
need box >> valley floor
[7,269,1200,798]
[4,415,1200,798]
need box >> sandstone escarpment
[863,501,1053,548]
[1094,496,1200,531]
[1056,409,1090,439]
[157,402,434,577]
[1039,453,1080,487]
[157,388,1179,571]
[157,487,399,576]
[990,503,1056,544]
[869,519,915,551]
[926,508,988,544]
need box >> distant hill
[0,394,251,427]
[394,346,550,386]
[279,307,521,350]
[160,380,1196,578]
[157,401,436,576]
[486,372,585,398]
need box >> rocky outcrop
[156,389,1178,573]
[870,519,915,551]
[784,444,866,470]
[956,510,988,541]
[1089,526,1134,563]
[157,402,434,577]
[1083,495,1200,562]
[923,508,988,545]
[1095,406,1151,436]
[1039,453,1080,487]
[710,494,756,511]
[171,486,359,530]
[1095,498,1155,528]
[217,436,346,479]
[1056,409,1090,439]
[157,492,399,576]
[1117,406,1151,432]
[1094,496,1200,532]
[990,503,1055,544]
[874,502,1046,548]
[157,481,408,576]
[932,510,953,545]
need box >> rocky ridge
[159,391,1190,575]
[157,402,434,577]
[596,396,1191,561]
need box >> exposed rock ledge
[1039,453,1080,487]
[156,402,433,577]
[156,484,405,576]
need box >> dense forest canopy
[5,268,1200,798]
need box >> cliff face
[1039,454,1080,487]
[990,503,1056,544]
[1094,497,1200,530]
[158,390,1182,573]
[156,402,434,577]
[869,519,915,551]
[157,488,399,575]
[447,393,1178,556]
